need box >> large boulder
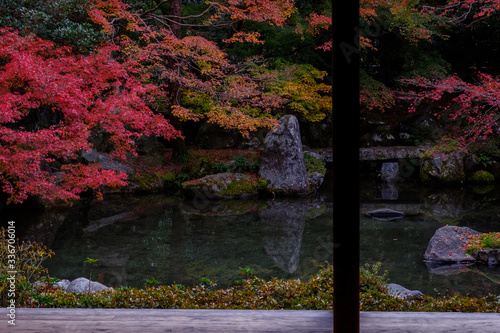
[424,226,482,263]
[66,277,110,293]
[259,115,310,196]
[420,150,465,184]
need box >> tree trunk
[170,0,182,38]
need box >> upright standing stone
[259,115,309,195]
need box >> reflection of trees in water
[360,179,500,297]
[144,216,172,269]
[15,194,332,288]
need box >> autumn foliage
[0,0,332,204]
[0,28,180,204]
[401,73,500,145]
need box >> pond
[2,187,333,290]
[360,176,500,298]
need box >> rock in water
[365,208,405,221]
[424,226,482,263]
[259,115,309,196]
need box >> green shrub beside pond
[464,232,500,253]
[15,265,334,310]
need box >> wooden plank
[3,320,332,333]
[0,309,334,332]
[360,312,500,333]
[3,309,500,332]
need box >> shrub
[232,155,249,172]
[213,162,229,173]
[0,227,54,306]
[464,232,500,253]
[19,265,333,310]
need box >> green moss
[468,170,495,184]
[304,153,326,177]
[421,138,462,160]
[465,232,500,253]
[220,177,268,196]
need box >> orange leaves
[205,107,278,137]
[87,0,141,36]
[306,13,332,36]
[223,32,265,44]
[171,105,203,122]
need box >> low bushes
[7,265,334,310]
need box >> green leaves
[16,265,333,310]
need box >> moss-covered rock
[181,173,268,199]
[468,170,495,184]
[420,149,466,184]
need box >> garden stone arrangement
[424,226,500,267]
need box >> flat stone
[365,208,405,221]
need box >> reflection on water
[1,194,332,289]
[361,180,500,298]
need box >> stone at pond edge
[259,115,310,196]
[66,277,110,293]
[386,283,423,301]
[181,172,263,199]
[420,150,465,184]
[424,226,482,263]
[82,150,133,174]
[474,249,500,266]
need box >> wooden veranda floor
[2,308,500,332]
[1,308,333,332]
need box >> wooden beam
[332,0,360,332]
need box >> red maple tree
[401,73,500,145]
[0,28,180,204]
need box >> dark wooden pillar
[332,1,360,332]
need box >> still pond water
[3,189,333,290]
[361,177,500,298]
[4,174,500,298]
